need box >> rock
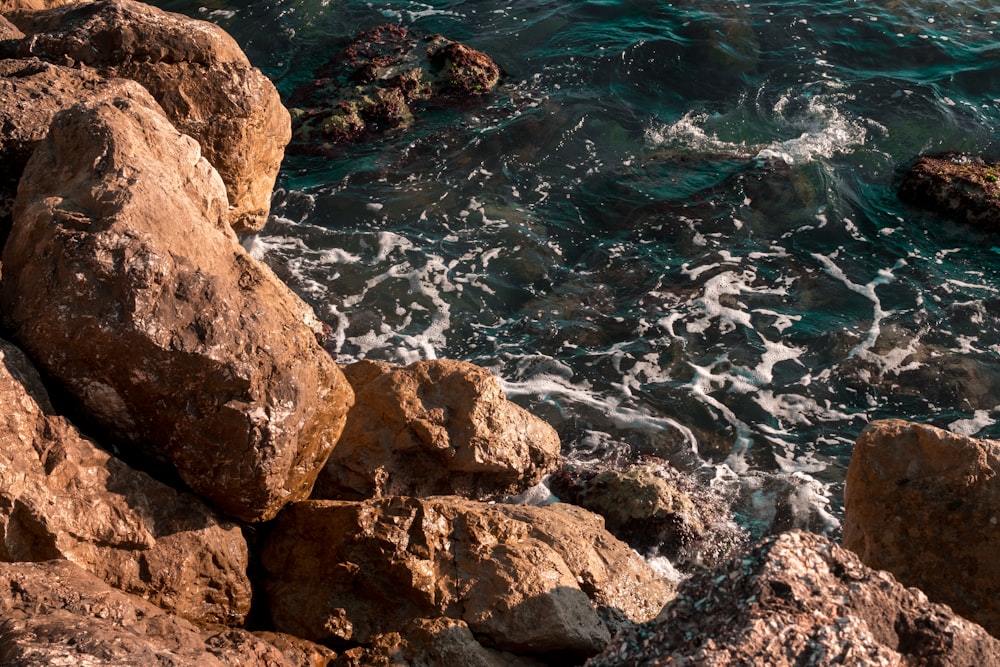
[0,559,304,666]
[8,0,289,232]
[286,23,501,154]
[261,497,674,662]
[0,15,22,41]
[313,359,560,501]
[0,0,76,11]
[899,153,1000,229]
[587,530,1000,666]
[252,632,338,667]
[0,92,353,523]
[0,59,140,247]
[844,419,1000,638]
[0,337,251,625]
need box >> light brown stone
[313,359,560,501]
[844,418,1000,637]
[0,92,352,523]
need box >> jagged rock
[0,0,76,11]
[252,632,337,667]
[8,0,289,232]
[0,559,304,666]
[287,23,502,154]
[261,497,674,663]
[0,14,22,40]
[313,359,559,501]
[899,153,1000,229]
[587,530,1000,666]
[0,337,251,625]
[0,92,353,523]
[844,419,1000,638]
[0,59,140,246]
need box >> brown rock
[0,559,301,666]
[899,153,1000,229]
[0,0,77,11]
[0,92,353,523]
[844,419,1000,638]
[587,530,1000,666]
[9,0,290,232]
[0,15,22,40]
[0,337,251,625]
[253,631,337,667]
[313,359,560,501]
[261,497,674,662]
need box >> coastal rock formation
[0,337,251,625]
[587,530,1000,666]
[0,559,309,666]
[261,497,674,662]
[6,0,290,232]
[0,14,21,40]
[287,23,502,154]
[313,359,560,501]
[899,153,1000,229]
[844,419,1000,637]
[0,91,353,523]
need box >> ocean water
[164,0,1000,541]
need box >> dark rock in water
[899,153,1000,229]
[287,24,502,155]
[587,530,1000,667]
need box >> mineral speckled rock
[844,418,1000,638]
[899,153,1000,229]
[0,337,251,625]
[0,92,353,523]
[313,359,560,501]
[261,496,674,662]
[7,0,290,232]
[587,530,1000,667]
[286,23,502,154]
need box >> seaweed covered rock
[0,91,352,523]
[313,359,560,501]
[844,419,1000,638]
[899,153,1000,230]
[261,497,674,663]
[7,0,290,232]
[588,530,1000,666]
[286,23,501,154]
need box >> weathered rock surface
[844,419,1000,638]
[587,530,1000,667]
[0,337,251,625]
[261,497,674,662]
[0,14,22,40]
[0,559,311,666]
[0,0,76,11]
[0,92,353,523]
[7,0,289,232]
[313,359,560,501]
[287,23,502,154]
[899,153,1000,229]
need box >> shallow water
[164,0,1000,542]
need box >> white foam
[950,410,997,436]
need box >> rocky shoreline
[2,1,1000,665]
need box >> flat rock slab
[899,153,1000,229]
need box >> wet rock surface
[587,530,1000,667]
[286,23,502,155]
[844,419,1000,638]
[313,359,560,501]
[899,153,1000,229]
[0,91,352,523]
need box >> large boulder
[0,337,251,625]
[844,419,1000,637]
[0,91,353,523]
[261,497,674,663]
[8,0,290,232]
[313,359,560,501]
[899,153,1000,230]
[587,530,1000,666]
[0,559,309,666]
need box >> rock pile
[899,153,1000,230]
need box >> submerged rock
[587,530,1000,666]
[7,0,290,232]
[313,359,560,501]
[899,153,1000,229]
[0,91,352,523]
[286,23,502,154]
[0,337,251,625]
[261,496,674,663]
[844,419,1000,638]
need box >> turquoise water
[165,0,1000,538]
